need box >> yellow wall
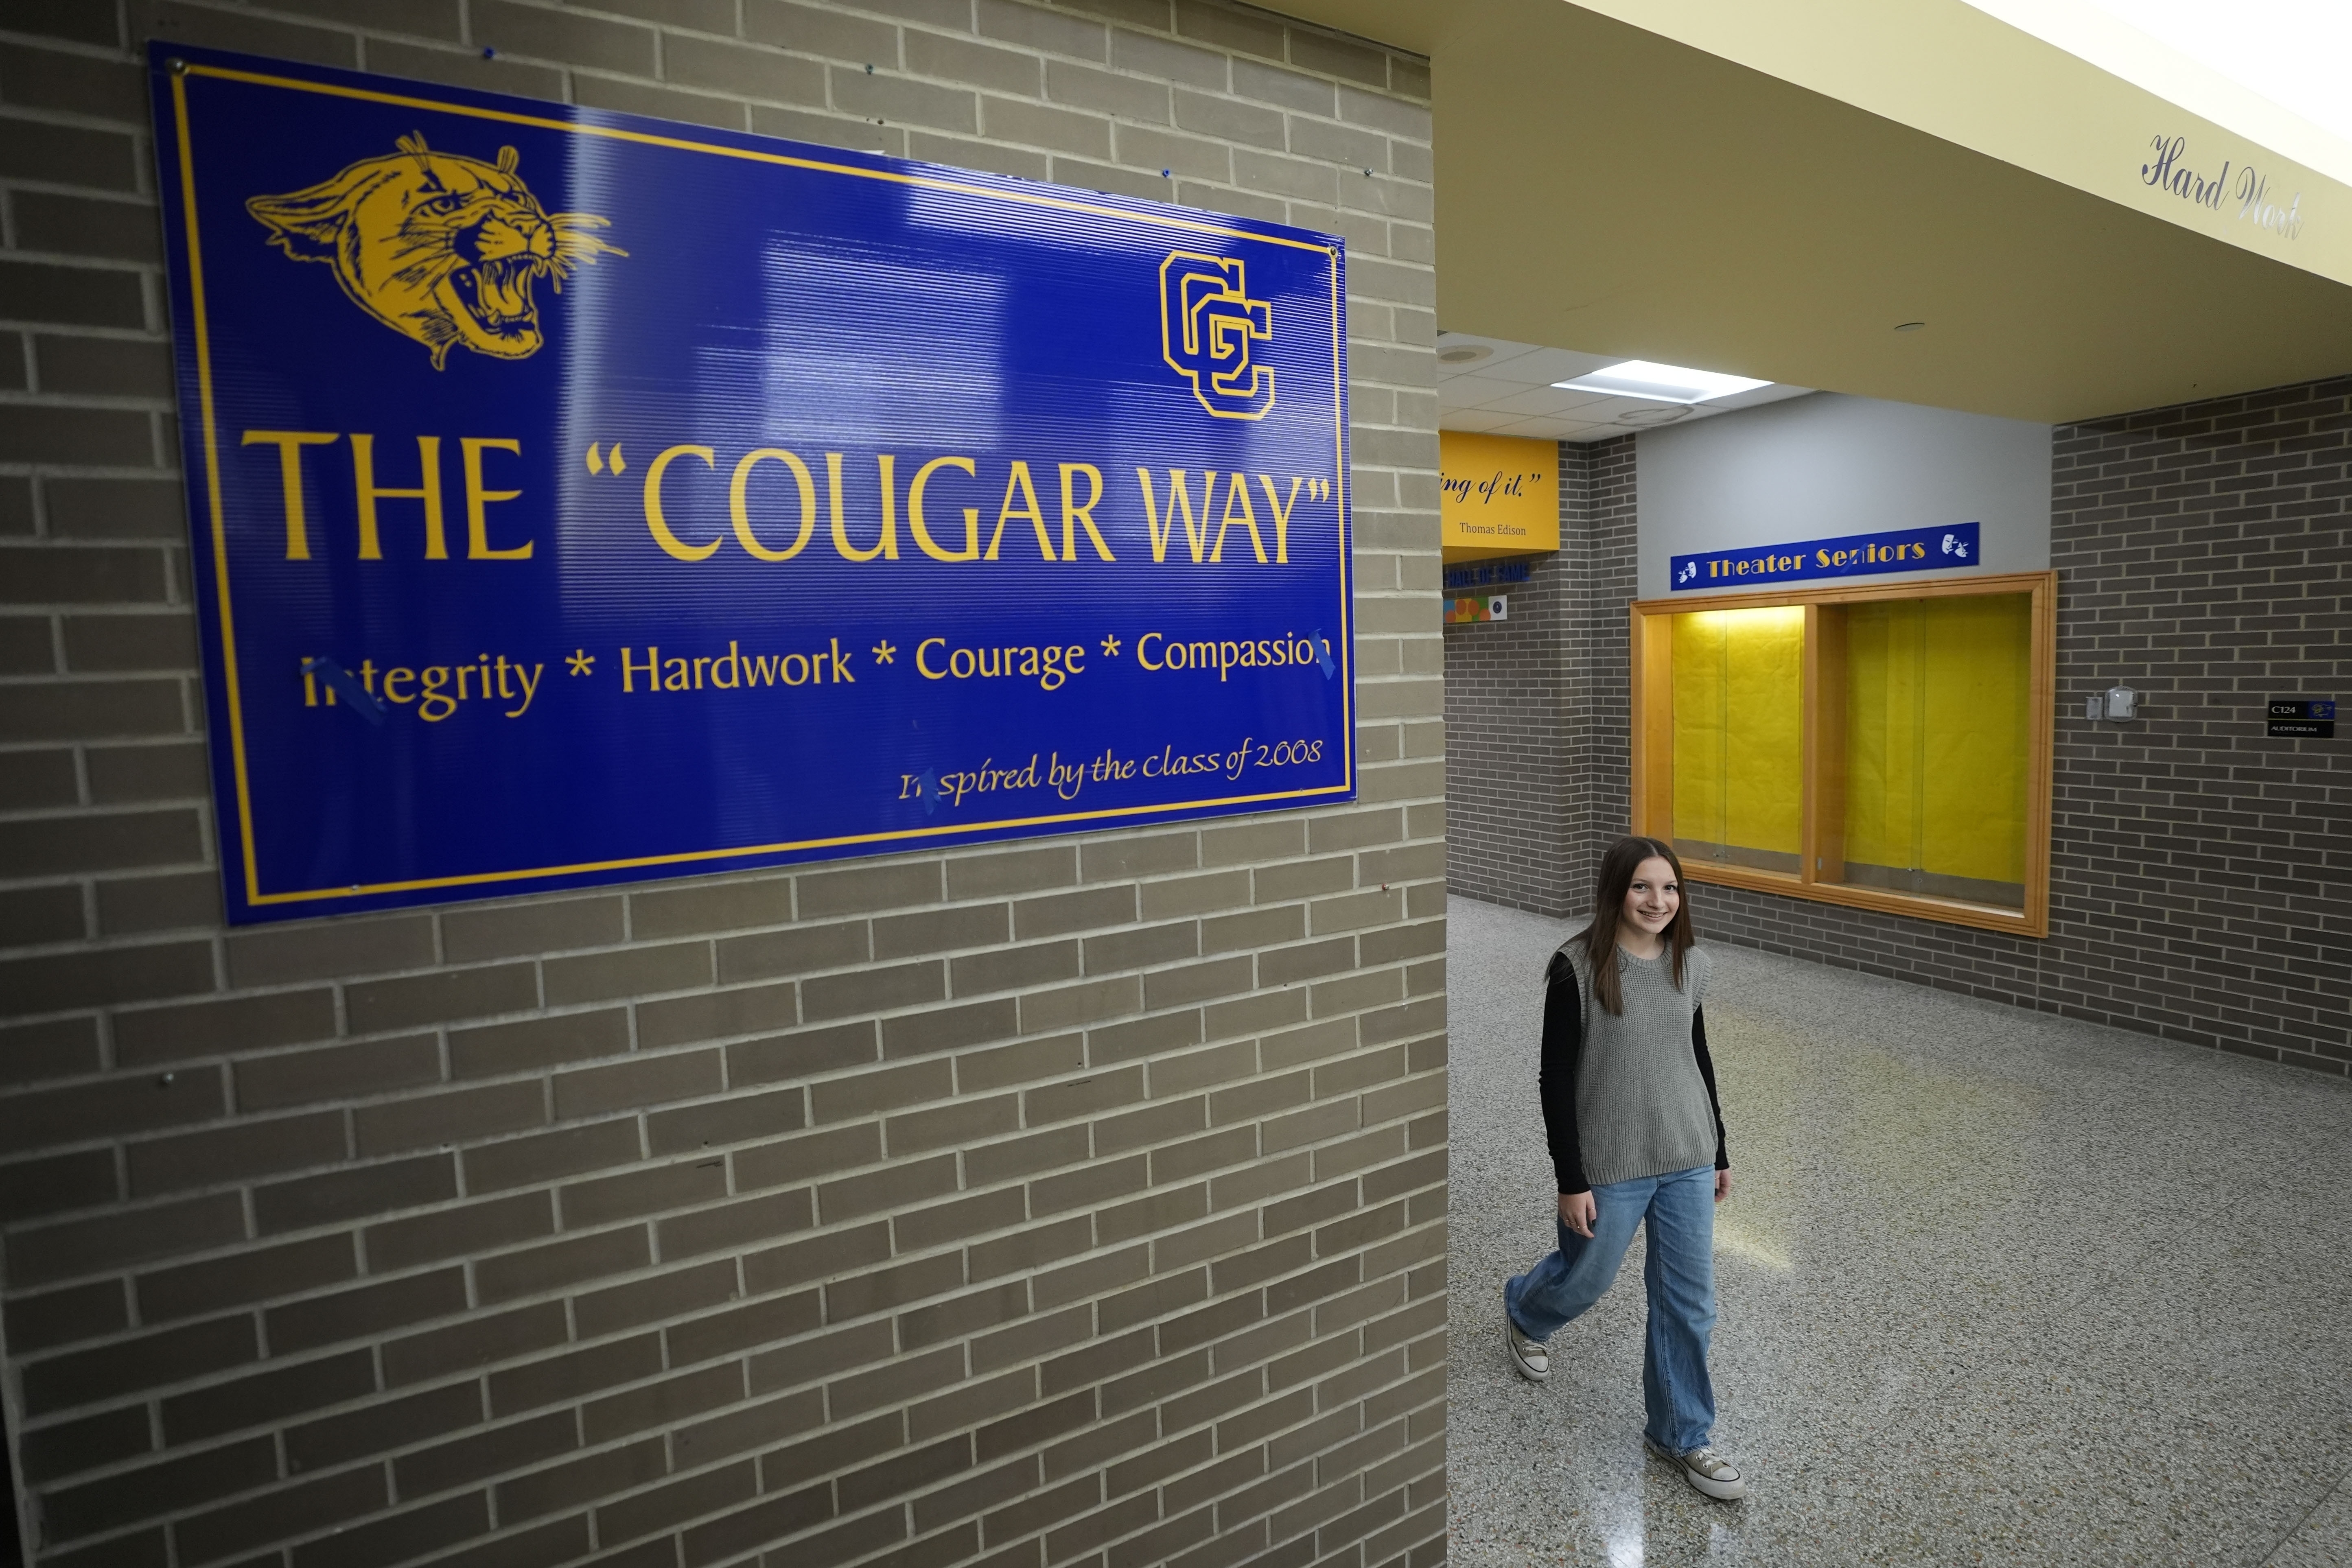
[1440,431,1559,562]
[1671,607,1804,858]
[1842,595,2031,884]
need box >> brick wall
[0,4,1450,1567]
[1434,547,1566,912]
[1441,434,1632,918]
[1698,377,2351,1076]
[1451,385,2350,1077]
[1561,437,1636,918]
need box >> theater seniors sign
[151,47,1354,924]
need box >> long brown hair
[1574,836,1695,1015]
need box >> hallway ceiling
[1276,0,2352,424]
[1435,335,1812,442]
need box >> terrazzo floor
[1443,895,2352,1568]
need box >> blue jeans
[1504,1163,1719,1452]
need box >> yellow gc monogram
[1159,251,1275,420]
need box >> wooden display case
[1630,571,2057,937]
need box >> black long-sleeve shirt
[1538,947,1730,1195]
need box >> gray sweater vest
[1565,943,1718,1187]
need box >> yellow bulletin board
[1440,431,1559,562]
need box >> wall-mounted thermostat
[2084,684,2138,722]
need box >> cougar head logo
[247,133,623,369]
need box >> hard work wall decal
[2141,134,2306,240]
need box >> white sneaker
[1644,1437,1746,1500]
[1502,1303,1549,1382]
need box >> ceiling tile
[1499,347,1625,387]
[1561,395,1692,426]
[1435,335,1541,374]
[1437,372,1529,408]
[1437,408,1519,432]
[1544,388,1626,415]
[1481,386,1597,417]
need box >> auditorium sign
[149,46,1353,925]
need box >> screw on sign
[2265,698,2337,739]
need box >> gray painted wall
[1636,391,2052,599]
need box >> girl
[1500,835,1745,1501]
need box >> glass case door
[1821,594,2033,910]
[1668,606,1805,875]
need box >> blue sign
[1442,559,1533,591]
[150,46,1353,924]
[1669,521,1981,590]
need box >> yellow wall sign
[1440,431,1558,562]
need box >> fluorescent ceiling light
[1552,359,1772,404]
